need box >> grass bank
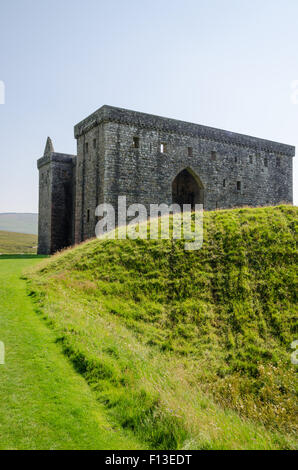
[27,205,298,449]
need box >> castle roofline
[74,105,295,157]
[37,152,76,169]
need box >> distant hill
[0,213,38,235]
[0,230,37,254]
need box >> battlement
[74,105,295,157]
[37,152,76,169]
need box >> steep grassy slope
[27,205,298,449]
[0,230,37,254]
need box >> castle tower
[38,106,294,253]
[37,137,76,254]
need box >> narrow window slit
[160,143,167,153]
[133,137,139,149]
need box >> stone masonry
[37,137,76,254]
[37,105,295,254]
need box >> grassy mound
[27,205,298,449]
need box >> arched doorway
[172,168,204,210]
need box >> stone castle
[37,105,295,254]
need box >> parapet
[74,105,295,157]
[37,152,76,169]
[37,136,76,169]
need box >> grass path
[0,255,143,450]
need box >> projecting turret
[37,137,77,254]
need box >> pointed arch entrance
[172,168,204,209]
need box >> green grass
[26,205,298,450]
[0,230,37,254]
[0,255,143,449]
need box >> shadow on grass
[0,254,48,260]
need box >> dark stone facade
[37,106,295,254]
[37,138,76,254]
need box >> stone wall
[74,123,105,244]
[37,156,52,254]
[37,151,76,254]
[74,106,295,242]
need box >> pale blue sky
[0,0,297,212]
